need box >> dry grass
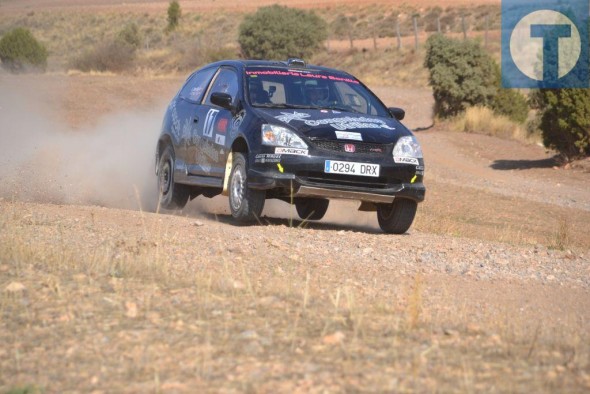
[1,200,589,392]
[413,179,590,249]
[452,106,540,144]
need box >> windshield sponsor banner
[246,69,360,84]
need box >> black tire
[377,199,418,234]
[157,145,189,210]
[228,152,265,222]
[295,198,329,220]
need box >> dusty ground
[1,71,589,393]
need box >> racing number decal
[203,109,220,138]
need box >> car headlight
[393,136,423,164]
[261,124,308,149]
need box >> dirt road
[1,73,589,392]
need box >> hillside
[0,0,501,86]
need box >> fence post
[437,16,441,34]
[396,20,402,50]
[413,16,419,50]
[462,14,467,40]
[373,27,377,50]
[485,14,489,48]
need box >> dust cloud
[0,77,160,211]
[0,75,379,231]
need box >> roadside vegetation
[423,34,590,161]
[238,5,327,60]
[0,3,587,157]
[0,27,47,72]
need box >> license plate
[324,160,380,177]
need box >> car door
[187,66,240,178]
[174,66,217,170]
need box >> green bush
[239,5,328,60]
[167,1,181,32]
[425,34,529,124]
[491,87,529,124]
[490,63,529,124]
[533,89,590,160]
[424,34,497,118]
[0,27,48,72]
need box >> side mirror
[211,92,234,111]
[388,107,406,121]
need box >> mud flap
[221,151,233,196]
[358,201,378,212]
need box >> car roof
[199,59,353,77]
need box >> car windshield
[245,67,390,117]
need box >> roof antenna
[287,58,306,68]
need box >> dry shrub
[176,37,237,71]
[69,41,136,73]
[453,106,538,143]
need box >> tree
[424,34,496,118]
[533,89,590,161]
[0,27,48,73]
[167,1,181,32]
[239,5,328,60]
[425,34,528,123]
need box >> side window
[205,68,239,106]
[179,67,216,103]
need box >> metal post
[396,20,402,50]
[485,14,489,48]
[413,16,419,50]
[462,14,467,40]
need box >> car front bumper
[247,149,426,203]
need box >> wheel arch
[231,136,249,154]
[222,136,249,196]
[156,134,174,175]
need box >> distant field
[1,0,500,12]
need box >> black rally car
[156,58,425,234]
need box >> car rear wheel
[229,153,265,222]
[377,199,417,234]
[157,145,189,210]
[295,198,329,221]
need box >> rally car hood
[253,108,412,144]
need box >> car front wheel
[377,199,417,234]
[295,198,329,220]
[229,152,265,222]
[157,145,189,210]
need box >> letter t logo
[530,24,571,82]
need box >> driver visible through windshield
[245,67,389,117]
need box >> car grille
[311,140,390,155]
[297,171,400,190]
